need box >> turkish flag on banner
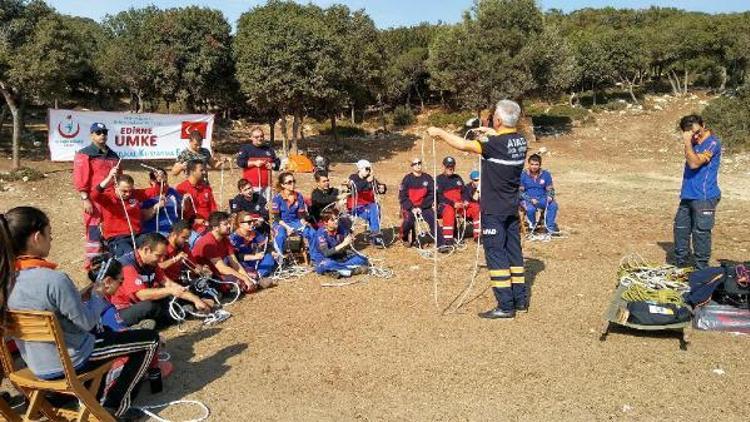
[181,121,208,139]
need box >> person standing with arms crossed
[428,100,528,319]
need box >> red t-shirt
[91,186,157,238]
[175,179,217,227]
[192,232,235,277]
[110,252,166,309]
[162,242,196,284]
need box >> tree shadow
[531,115,573,138]
[136,327,248,410]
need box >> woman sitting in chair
[270,172,314,257]
[1,206,159,420]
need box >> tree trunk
[331,114,338,142]
[280,115,288,156]
[668,69,682,96]
[299,115,305,142]
[569,91,579,107]
[592,84,597,106]
[350,107,355,125]
[268,117,276,145]
[683,67,689,95]
[0,104,7,133]
[719,66,728,92]
[623,77,638,104]
[0,84,22,169]
[291,112,300,155]
[415,84,425,111]
[377,94,386,131]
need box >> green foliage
[0,166,46,182]
[528,104,593,127]
[426,110,476,127]
[390,105,416,126]
[318,121,367,137]
[703,87,750,150]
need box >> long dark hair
[0,206,50,314]
[87,254,123,283]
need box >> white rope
[116,190,138,253]
[136,400,210,422]
[431,136,439,309]
[181,194,198,220]
[219,164,225,210]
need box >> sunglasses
[94,129,108,136]
[411,161,422,166]
[283,180,296,185]
[240,220,256,225]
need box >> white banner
[48,109,214,161]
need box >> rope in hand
[136,400,210,422]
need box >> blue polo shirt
[680,134,721,200]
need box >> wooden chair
[0,310,115,422]
[1,370,22,422]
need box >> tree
[0,0,81,169]
[97,7,161,112]
[521,24,578,103]
[428,0,551,112]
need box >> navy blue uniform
[399,172,438,244]
[310,225,368,275]
[475,128,528,312]
[229,192,269,221]
[237,144,280,190]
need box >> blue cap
[90,122,108,133]
[469,170,480,180]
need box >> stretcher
[600,284,692,351]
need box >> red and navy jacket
[347,174,382,209]
[237,144,280,189]
[399,173,434,210]
[91,185,158,239]
[436,174,465,207]
[462,183,480,204]
[175,179,218,228]
[72,144,120,194]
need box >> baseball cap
[356,159,372,170]
[90,122,108,133]
[469,170,480,181]
[443,156,456,167]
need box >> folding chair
[0,310,115,422]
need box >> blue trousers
[241,253,277,277]
[674,197,719,270]
[522,197,558,230]
[273,220,314,254]
[107,235,135,259]
[351,203,381,233]
[483,213,526,312]
[401,208,442,244]
[314,254,368,274]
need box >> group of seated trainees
[399,156,482,250]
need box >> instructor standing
[428,100,528,319]
[673,114,721,270]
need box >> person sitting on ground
[519,153,559,234]
[237,127,280,197]
[436,156,466,246]
[111,233,213,327]
[310,210,369,278]
[399,157,438,248]
[92,167,162,258]
[462,170,482,241]
[141,167,181,235]
[171,130,227,177]
[175,160,218,243]
[159,220,212,283]
[271,172,314,256]
[346,159,387,246]
[309,170,349,226]
[229,178,269,222]
[192,211,259,293]
[2,206,159,420]
[229,211,277,283]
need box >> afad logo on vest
[57,115,81,139]
[181,121,208,140]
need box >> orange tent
[286,154,315,173]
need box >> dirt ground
[2,95,750,421]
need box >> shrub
[390,105,415,126]
[703,87,750,150]
[318,121,367,137]
[427,110,476,127]
[528,104,594,127]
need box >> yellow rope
[621,284,685,307]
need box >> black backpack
[712,260,750,309]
